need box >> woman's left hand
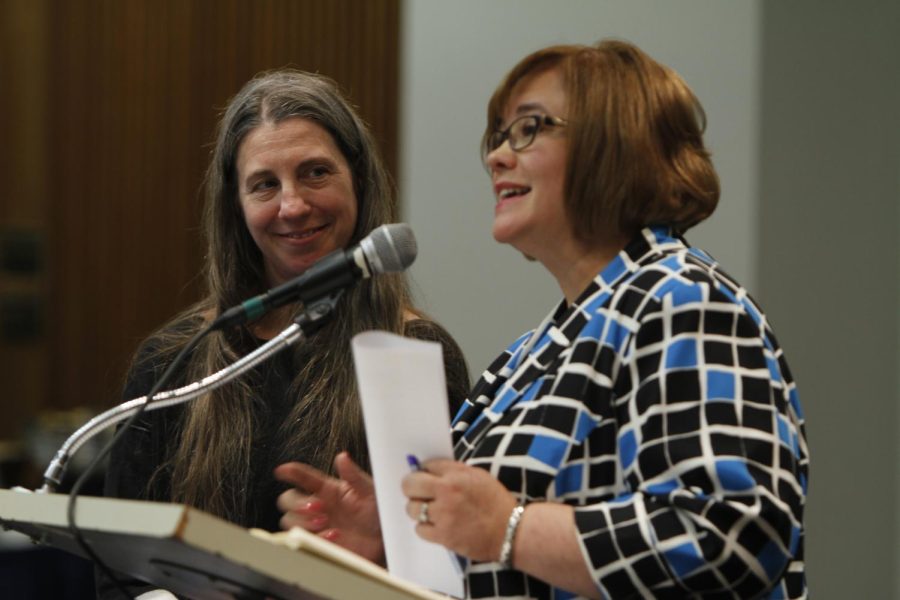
[402,459,517,562]
[275,452,384,564]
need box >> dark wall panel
[0,0,50,445]
[0,0,399,440]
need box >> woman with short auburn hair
[483,41,720,243]
[278,40,807,599]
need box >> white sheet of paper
[351,331,463,598]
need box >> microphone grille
[364,223,417,274]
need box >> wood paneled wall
[0,0,50,445]
[0,0,399,439]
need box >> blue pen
[406,454,464,576]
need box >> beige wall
[400,0,761,374]
[400,1,900,598]
[758,2,900,598]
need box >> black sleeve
[104,340,177,504]
[96,340,181,600]
[403,319,471,419]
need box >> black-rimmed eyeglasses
[483,114,568,161]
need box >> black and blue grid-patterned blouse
[452,226,808,599]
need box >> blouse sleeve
[573,283,807,598]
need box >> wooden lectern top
[0,488,453,600]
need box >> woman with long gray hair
[98,69,469,598]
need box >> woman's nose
[485,140,516,174]
[278,186,312,219]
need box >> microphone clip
[293,290,344,337]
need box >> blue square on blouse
[776,415,799,456]
[789,387,804,418]
[574,410,597,442]
[600,254,628,284]
[665,338,698,369]
[660,255,682,273]
[706,370,735,400]
[527,434,569,469]
[664,541,705,578]
[603,319,632,354]
[555,463,583,496]
[618,429,638,470]
[757,539,788,580]
[789,525,801,555]
[579,313,606,343]
[715,459,755,492]
[766,356,781,382]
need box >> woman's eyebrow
[241,167,273,187]
[514,101,547,115]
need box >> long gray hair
[148,70,411,523]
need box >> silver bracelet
[498,505,525,568]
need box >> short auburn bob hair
[483,39,720,240]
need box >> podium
[0,488,450,600]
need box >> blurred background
[0,1,897,599]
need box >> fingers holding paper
[402,458,517,563]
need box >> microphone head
[360,223,417,275]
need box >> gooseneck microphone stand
[38,291,343,494]
[26,292,344,599]
[6,224,420,599]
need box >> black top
[97,318,469,598]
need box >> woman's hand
[274,452,385,565]
[401,459,517,562]
[402,459,599,596]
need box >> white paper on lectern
[351,331,463,598]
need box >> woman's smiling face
[237,117,358,287]
[484,67,570,262]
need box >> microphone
[213,223,417,330]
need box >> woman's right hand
[274,452,385,565]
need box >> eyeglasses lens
[486,115,547,158]
[510,116,540,151]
